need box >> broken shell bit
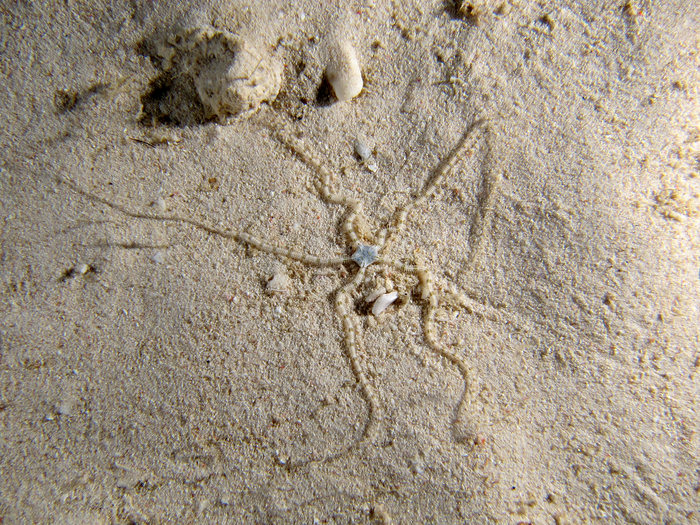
[266,272,290,293]
[372,291,399,316]
[365,287,387,304]
[354,139,372,161]
[74,263,89,275]
[326,42,363,101]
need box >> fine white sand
[1,1,699,523]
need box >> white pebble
[151,252,164,264]
[74,263,89,275]
[372,291,399,316]
[326,41,363,101]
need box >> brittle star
[60,113,493,467]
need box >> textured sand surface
[1,1,699,523]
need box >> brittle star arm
[334,265,380,443]
[380,258,478,444]
[268,120,365,251]
[282,265,380,470]
[237,232,349,266]
[57,176,240,239]
[376,118,487,251]
[59,176,351,267]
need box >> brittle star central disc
[351,244,379,268]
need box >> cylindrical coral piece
[326,42,363,101]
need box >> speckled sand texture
[1,1,699,523]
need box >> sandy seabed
[1,1,699,523]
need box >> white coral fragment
[160,28,282,121]
[326,41,363,101]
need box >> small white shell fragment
[151,252,164,264]
[326,42,363,101]
[74,263,89,275]
[57,399,73,416]
[365,286,387,303]
[153,197,167,212]
[267,272,291,293]
[372,291,399,316]
[354,139,372,161]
